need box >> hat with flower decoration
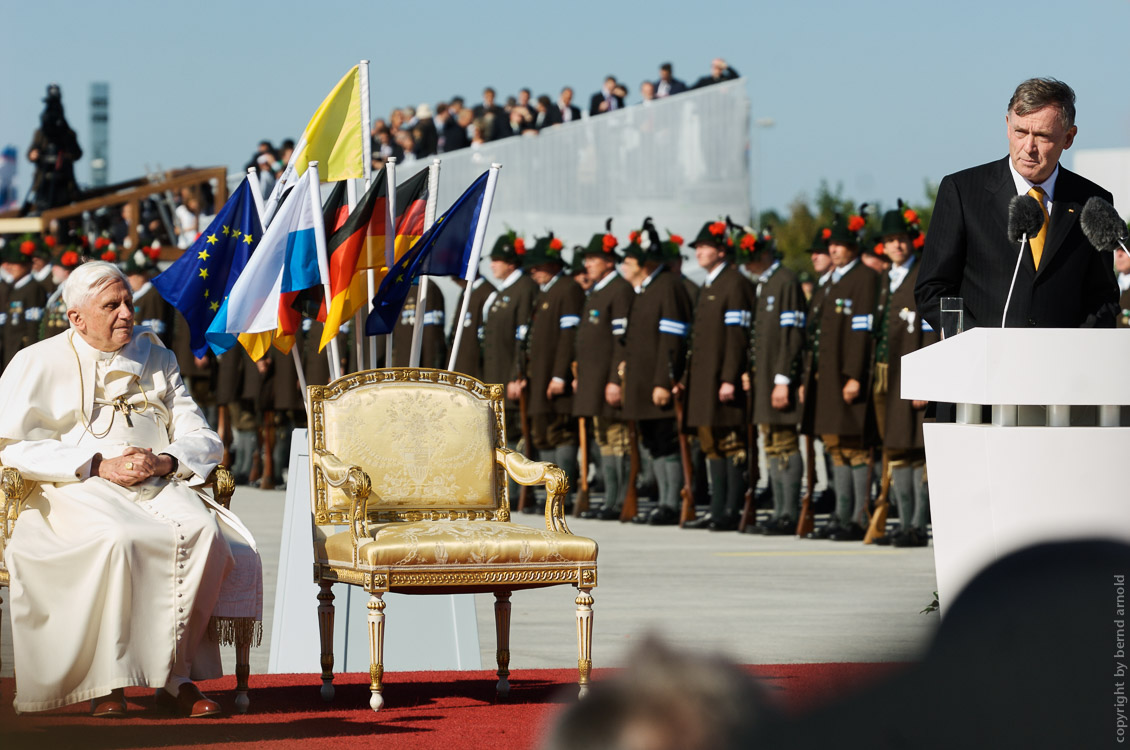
[121,244,162,275]
[689,218,733,251]
[808,228,830,255]
[3,234,39,264]
[826,205,869,247]
[524,232,566,267]
[568,246,588,276]
[490,229,526,264]
[581,218,621,260]
[878,199,922,241]
[622,218,665,262]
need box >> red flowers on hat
[44,235,57,248]
[708,221,726,236]
[822,228,832,240]
[848,215,865,233]
[603,234,617,251]
[669,234,683,246]
[101,249,117,262]
[95,236,111,250]
[61,250,80,267]
[144,246,160,261]
[740,234,756,251]
[629,230,641,244]
[913,234,926,249]
[874,243,885,256]
[903,209,919,224]
[20,240,35,256]
[550,238,563,252]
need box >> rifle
[620,420,640,522]
[795,433,817,537]
[738,414,759,533]
[574,416,590,517]
[671,353,695,528]
[217,404,232,468]
[863,450,892,544]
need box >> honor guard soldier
[390,277,446,368]
[682,220,755,531]
[509,233,585,509]
[800,212,880,541]
[40,246,81,340]
[739,228,806,534]
[2,235,49,369]
[122,247,173,347]
[1117,240,1130,328]
[573,222,635,520]
[31,234,57,293]
[620,220,693,525]
[568,247,593,292]
[871,203,937,546]
[481,230,538,499]
[449,274,496,379]
[799,229,836,508]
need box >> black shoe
[709,514,739,531]
[579,509,603,519]
[893,528,928,547]
[805,520,841,540]
[760,516,795,536]
[683,513,716,529]
[598,506,622,520]
[871,533,894,546]
[646,506,679,526]
[828,523,866,542]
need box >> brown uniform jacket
[523,273,584,416]
[751,263,805,425]
[573,271,633,418]
[171,310,216,381]
[875,261,939,450]
[807,260,880,437]
[481,272,538,390]
[2,275,48,369]
[684,263,754,428]
[132,282,174,347]
[390,278,446,369]
[450,277,496,379]
[622,266,692,421]
[1118,284,1130,328]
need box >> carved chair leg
[368,593,386,711]
[317,581,336,701]
[575,588,594,699]
[234,636,251,714]
[494,591,512,697]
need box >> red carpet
[0,663,903,750]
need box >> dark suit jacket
[555,104,581,124]
[654,77,688,97]
[916,157,1118,330]
[588,91,624,117]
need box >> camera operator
[26,84,83,213]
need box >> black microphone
[1080,196,1129,253]
[1007,194,1045,242]
[1002,194,1046,327]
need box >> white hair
[62,260,130,315]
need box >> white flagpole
[376,156,397,368]
[308,162,342,382]
[355,59,373,374]
[247,167,308,397]
[447,163,502,371]
[408,159,442,368]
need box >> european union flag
[153,179,263,356]
[365,171,489,335]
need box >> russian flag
[206,169,323,359]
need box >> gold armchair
[308,368,598,711]
[0,464,257,713]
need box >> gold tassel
[208,616,263,648]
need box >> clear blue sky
[2,0,1128,215]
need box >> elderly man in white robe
[0,261,262,718]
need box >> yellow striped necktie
[1027,186,1049,269]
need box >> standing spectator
[556,87,581,123]
[655,62,688,98]
[26,84,82,212]
[413,103,438,157]
[640,80,657,102]
[693,58,740,88]
[255,153,275,199]
[472,87,510,141]
[535,95,560,129]
[510,88,535,135]
[590,76,625,116]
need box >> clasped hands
[92,446,175,487]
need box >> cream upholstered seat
[0,465,258,712]
[308,368,598,711]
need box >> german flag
[319,168,429,350]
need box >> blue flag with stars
[153,179,263,356]
[365,171,489,335]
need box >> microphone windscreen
[1080,196,1128,252]
[1007,194,1046,243]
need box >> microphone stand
[1001,232,1028,327]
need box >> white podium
[901,328,1130,614]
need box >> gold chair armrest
[312,449,373,562]
[496,448,572,534]
[206,465,236,509]
[2,465,32,549]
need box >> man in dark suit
[692,58,740,89]
[472,87,510,142]
[555,87,582,124]
[654,62,688,98]
[589,77,625,116]
[916,78,1118,331]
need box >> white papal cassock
[0,327,262,712]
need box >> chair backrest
[308,368,508,527]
